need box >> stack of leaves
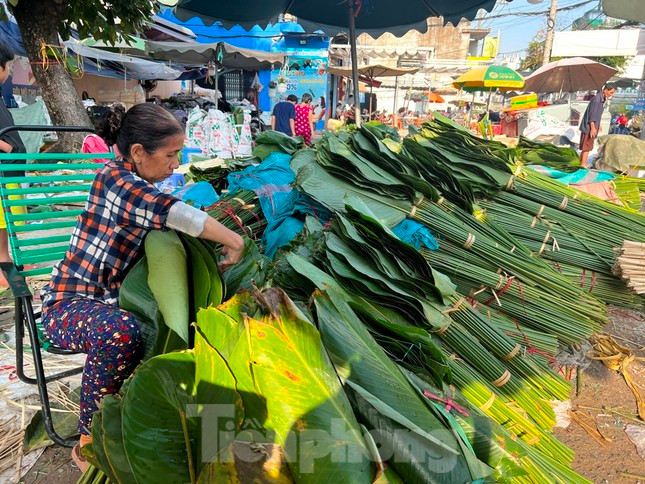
[514,137,581,172]
[610,177,643,211]
[252,130,305,160]
[507,169,645,245]
[479,198,645,307]
[411,199,607,340]
[88,288,377,483]
[187,158,256,192]
[292,127,611,353]
[278,219,585,481]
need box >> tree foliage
[520,30,545,72]
[1,0,157,46]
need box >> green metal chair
[0,125,115,447]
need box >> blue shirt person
[271,94,297,136]
[579,83,616,167]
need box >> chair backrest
[0,125,115,279]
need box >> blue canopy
[157,9,329,53]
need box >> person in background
[295,93,314,146]
[0,39,27,288]
[579,82,617,167]
[40,103,244,470]
[83,104,126,163]
[271,94,297,137]
[335,101,343,119]
[616,113,629,134]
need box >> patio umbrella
[326,64,418,117]
[452,65,525,122]
[161,0,509,126]
[452,65,525,92]
[523,57,617,93]
[427,92,445,103]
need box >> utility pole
[542,0,558,65]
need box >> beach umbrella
[523,57,617,124]
[523,57,617,93]
[452,66,525,122]
[452,65,525,92]
[161,0,510,126]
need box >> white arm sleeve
[166,201,208,237]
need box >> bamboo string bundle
[613,241,645,294]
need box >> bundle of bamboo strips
[613,241,645,294]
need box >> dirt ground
[18,447,80,484]
[553,307,645,483]
[8,303,645,484]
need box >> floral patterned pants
[42,299,142,435]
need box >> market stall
[163,0,503,127]
[326,64,418,118]
[452,65,525,131]
[523,57,618,127]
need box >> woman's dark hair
[116,103,184,159]
[302,93,312,104]
[0,39,15,69]
[319,96,326,108]
[91,104,126,146]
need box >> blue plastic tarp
[527,165,615,185]
[227,151,330,257]
[392,219,439,251]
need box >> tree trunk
[12,0,90,152]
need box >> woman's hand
[218,235,245,271]
[198,217,245,271]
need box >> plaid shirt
[42,159,178,311]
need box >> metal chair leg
[15,297,83,384]
[16,297,81,447]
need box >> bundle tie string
[537,231,551,256]
[432,323,451,336]
[463,233,476,249]
[491,370,511,387]
[484,276,514,306]
[441,297,465,315]
[512,317,558,365]
[479,392,496,411]
[502,344,521,362]
[423,390,469,417]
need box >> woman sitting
[40,103,245,469]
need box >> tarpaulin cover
[392,219,439,251]
[527,165,615,185]
[172,181,220,208]
[227,152,330,258]
[8,100,48,154]
[596,134,645,173]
